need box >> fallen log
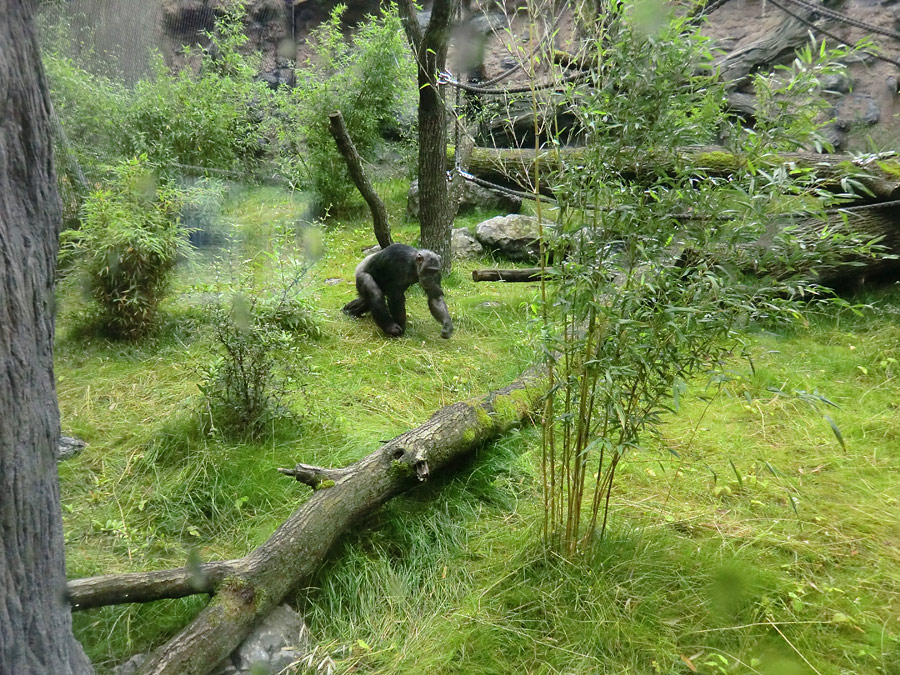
[464,146,900,202]
[778,200,900,285]
[472,268,548,282]
[67,367,546,675]
[468,203,900,287]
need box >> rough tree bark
[397,0,460,272]
[66,367,545,674]
[328,110,392,249]
[0,2,92,672]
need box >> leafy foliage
[526,0,867,555]
[276,3,416,208]
[61,155,194,339]
[121,4,269,175]
[42,52,126,176]
[198,224,320,438]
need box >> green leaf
[824,414,845,450]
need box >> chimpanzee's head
[415,249,442,291]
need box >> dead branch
[472,268,549,282]
[328,110,392,249]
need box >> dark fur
[342,243,453,339]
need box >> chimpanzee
[342,243,453,339]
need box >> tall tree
[0,1,92,672]
[397,0,459,272]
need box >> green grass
[58,184,900,674]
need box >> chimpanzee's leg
[427,294,454,339]
[387,290,407,334]
[357,272,402,336]
[342,296,369,317]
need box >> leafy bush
[61,155,194,339]
[277,3,415,208]
[42,52,126,176]
[122,3,270,176]
[199,224,320,438]
[525,3,866,555]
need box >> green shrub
[61,155,193,339]
[42,52,126,176]
[277,3,415,208]
[529,5,866,555]
[121,4,271,176]
[199,298,297,438]
[199,224,320,437]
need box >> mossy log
[463,146,900,202]
[67,367,546,675]
[472,268,548,282]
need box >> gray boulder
[834,93,880,130]
[475,214,544,262]
[57,436,87,461]
[115,605,310,674]
[451,227,484,259]
[819,72,852,95]
[218,604,310,675]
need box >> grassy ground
[57,184,900,674]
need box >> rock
[475,214,544,262]
[726,92,756,118]
[819,72,852,94]
[57,436,87,461]
[114,606,309,675]
[362,244,382,256]
[407,179,522,221]
[894,5,900,30]
[259,66,295,89]
[114,653,146,675]
[215,605,309,675]
[451,227,484,259]
[467,12,508,35]
[324,277,344,285]
[834,93,881,129]
[888,76,899,96]
[818,123,845,152]
[479,301,501,309]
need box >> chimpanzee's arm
[427,293,453,339]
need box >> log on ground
[67,366,546,675]
[464,146,900,203]
[472,268,548,282]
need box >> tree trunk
[398,0,460,272]
[66,367,544,674]
[328,110,392,249]
[0,3,92,672]
[463,146,900,203]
